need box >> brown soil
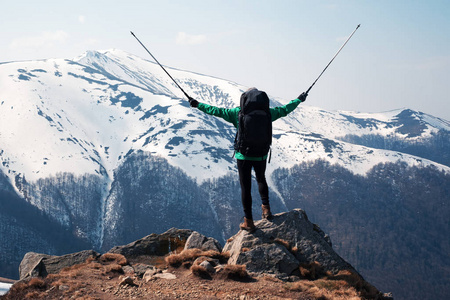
[1,252,379,300]
[2,267,312,299]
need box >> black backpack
[234,89,272,158]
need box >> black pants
[237,159,269,219]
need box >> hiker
[188,88,307,232]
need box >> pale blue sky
[1,1,449,120]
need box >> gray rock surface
[184,231,223,252]
[19,250,99,280]
[132,263,156,277]
[17,211,360,286]
[108,228,193,258]
[199,260,216,274]
[223,209,356,278]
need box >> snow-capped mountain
[1,49,449,299]
[1,48,449,241]
[1,49,448,185]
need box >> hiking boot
[261,204,273,220]
[239,217,256,233]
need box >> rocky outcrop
[107,228,193,258]
[13,210,392,299]
[19,250,99,280]
[17,228,212,281]
[184,231,223,252]
[18,211,356,281]
[223,209,357,279]
[18,210,357,281]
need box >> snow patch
[0,282,12,296]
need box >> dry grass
[165,248,230,267]
[22,279,48,299]
[100,253,128,266]
[46,274,60,281]
[299,261,329,280]
[165,248,202,267]
[192,256,209,266]
[51,278,67,288]
[330,270,380,299]
[89,262,102,270]
[221,265,249,281]
[203,250,230,263]
[262,275,282,283]
[67,282,84,294]
[286,268,381,300]
[219,251,230,262]
[3,278,48,300]
[286,279,361,300]
[191,265,212,280]
[61,261,86,273]
[102,263,124,275]
[4,254,132,300]
[85,257,96,264]
[27,278,46,289]
[55,259,110,281]
[165,253,184,267]
[59,264,86,279]
[24,291,41,299]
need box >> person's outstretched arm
[270,92,307,121]
[189,96,239,127]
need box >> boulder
[199,260,216,274]
[223,209,357,278]
[19,252,52,280]
[184,231,223,252]
[132,263,156,278]
[19,250,99,280]
[108,228,193,258]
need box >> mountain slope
[0,49,449,299]
[1,49,449,186]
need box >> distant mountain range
[1,49,449,300]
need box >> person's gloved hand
[188,96,199,107]
[297,92,308,102]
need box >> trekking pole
[306,24,360,94]
[130,31,191,100]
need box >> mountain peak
[74,49,134,62]
[0,48,449,185]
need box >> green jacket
[197,98,302,160]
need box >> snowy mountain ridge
[0,49,448,190]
